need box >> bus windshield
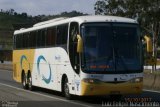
[81,23,142,74]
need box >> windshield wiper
[114,48,128,71]
[112,28,128,71]
[112,46,116,72]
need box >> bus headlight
[129,77,143,83]
[82,78,101,84]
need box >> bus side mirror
[144,35,152,53]
[77,34,83,53]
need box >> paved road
[0,69,160,107]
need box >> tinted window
[81,23,142,74]
[16,34,23,49]
[15,35,18,49]
[29,31,37,48]
[23,33,29,48]
[46,27,56,46]
[69,22,79,72]
[15,24,69,49]
[37,29,46,47]
[56,24,68,45]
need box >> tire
[63,78,72,100]
[22,73,28,89]
[27,72,35,91]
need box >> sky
[0,0,97,16]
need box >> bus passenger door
[69,22,81,95]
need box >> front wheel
[63,78,72,100]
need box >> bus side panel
[13,47,78,95]
[54,47,77,94]
[31,47,76,94]
[32,48,57,90]
[13,49,35,83]
[13,50,21,83]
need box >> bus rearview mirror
[144,35,152,53]
[77,34,83,53]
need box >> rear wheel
[22,73,28,89]
[27,72,35,91]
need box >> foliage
[0,9,35,29]
[0,9,87,29]
[94,0,160,36]
[95,0,160,65]
[94,0,160,60]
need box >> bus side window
[29,31,37,48]
[15,35,18,49]
[37,30,41,47]
[23,33,29,49]
[69,22,79,74]
[16,34,23,49]
[13,35,16,49]
[46,27,56,47]
[37,30,46,48]
[42,29,46,47]
[56,24,68,46]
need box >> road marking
[0,82,93,107]
[143,89,160,94]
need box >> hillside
[0,12,36,29]
[0,9,87,30]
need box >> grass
[0,13,34,29]
[144,69,160,75]
[157,60,160,65]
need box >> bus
[13,15,143,99]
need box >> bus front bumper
[81,80,143,96]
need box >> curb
[0,64,13,71]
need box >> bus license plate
[110,91,120,94]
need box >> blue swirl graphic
[42,64,52,84]
[37,55,46,74]
[20,55,28,69]
[37,55,52,84]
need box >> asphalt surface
[0,69,160,107]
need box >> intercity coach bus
[13,15,143,99]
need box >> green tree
[95,0,160,36]
[95,0,160,69]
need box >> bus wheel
[63,78,72,100]
[22,73,28,89]
[27,72,35,91]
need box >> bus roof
[14,15,138,35]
